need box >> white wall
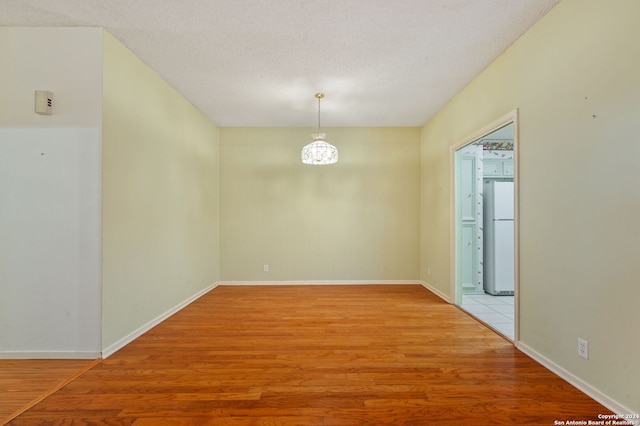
[0,28,102,358]
[420,0,640,412]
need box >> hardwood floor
[0,359,97,424]
[6,285,610,425]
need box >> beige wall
[220,127,420,281]
[102,31,221,350]
[420,0,640,411]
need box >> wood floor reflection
[6,285,610,425]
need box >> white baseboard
[517,341,635,416]
[101,282,219,358]
[0,351,100,359]
[218,280,424,286]
[419,280,452,303]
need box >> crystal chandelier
[301,93,338,165]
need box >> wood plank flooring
[0,359,97,424]
[6,285,611,425]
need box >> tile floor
[461,293,514,340]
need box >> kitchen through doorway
[452,112,518,341]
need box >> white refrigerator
[483,181,514,295]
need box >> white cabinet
[461,223,477,292]
[461,155,480,293]
[503,158,514,176]
[484,159,502,177]
[461,156,477,221]
[484,158,513,178]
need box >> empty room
[1,0,638,424]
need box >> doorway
[451,111,518,341]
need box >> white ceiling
[1,0,559,127]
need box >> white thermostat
[35,90,53,115]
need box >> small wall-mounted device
[35,90,53,115]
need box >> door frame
[449,109,520,342]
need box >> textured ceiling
[1,0,559,127]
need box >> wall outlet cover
[578,338,589,359]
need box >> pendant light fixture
[301,93,338,165]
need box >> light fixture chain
[315,92,324,132]
[317,96,321,131]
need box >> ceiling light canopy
[301,93,338,165]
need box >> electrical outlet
[578,338,589,359]
[263,264,269,272]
